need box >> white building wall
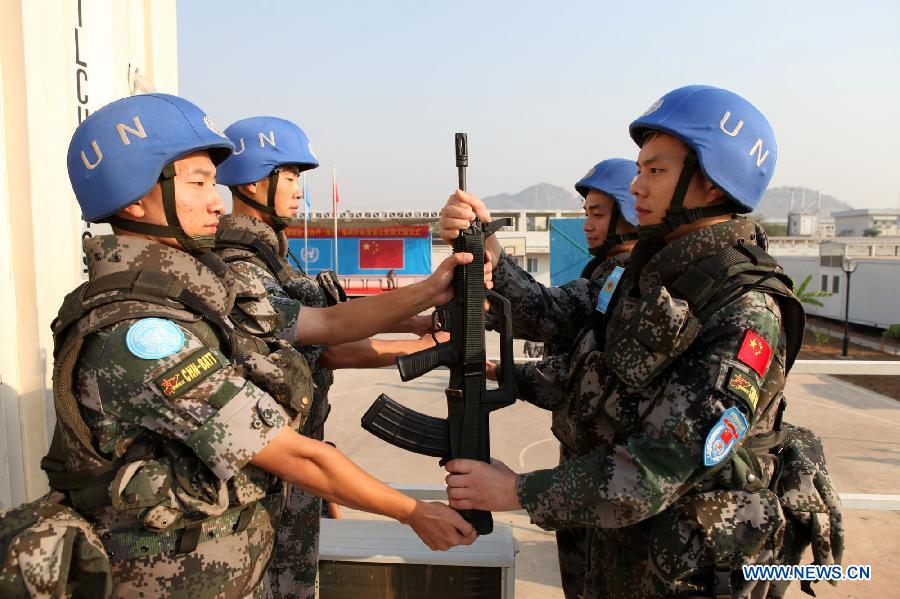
[788,213,817,236]
[0,0,178,507]
[777,256,900,329]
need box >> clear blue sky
[178,0,900,212]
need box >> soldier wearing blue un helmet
[213,115,472,598]
[575,158,640,261]
[215,116,319,232]
[443,86,824,598]
[628,84,776,240]
[41,95,478,598]
[67,93,234,253]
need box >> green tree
[794,274,832,307]
[862,227,881,237]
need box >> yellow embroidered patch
[152,349,222,399]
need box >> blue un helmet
[629,85,777,238]
[575,158,640,256]
[67,93,234,253]
[216,116,319,231]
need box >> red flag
[359,239,404,269]
[736,330,772,377]
[332,177,340,216]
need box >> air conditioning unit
[319,518,517,598]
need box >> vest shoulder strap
[216,230,295,287]
[54,269,236,361]
[669,244,806,372]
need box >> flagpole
[332,164,338,274]
[303,172,309,272]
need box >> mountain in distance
[753,186,852,221]
[483,183,582,210]
[481,183,853,220]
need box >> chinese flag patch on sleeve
[736,330,772,377]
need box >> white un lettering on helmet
[718,110,770,168]
[80,115,149,170]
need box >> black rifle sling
[448,227,487,461]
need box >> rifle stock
[361,133,516,535]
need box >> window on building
[820,255,843,267]
[509,256,523,268]
[526,215,549,231]
[527,258,539,273]
[501,216,518,231]
[832,276,840,294]
[821,275,828,292]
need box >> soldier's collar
[585,251,631,282]
[638,216,756,292]
[217,213,288,259]
[84,235,237,315]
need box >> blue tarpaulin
[288,235,432,276]
[549,217,591,286]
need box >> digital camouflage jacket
[45,235,313,598]
[516,217,800,598]
[215,214,341,599]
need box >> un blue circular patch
[126,318,185,359]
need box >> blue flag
[303,173,311,216]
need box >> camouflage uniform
[216,214,335,599]
[516,217,800,598]
[488,250,631,599]
[44,235,314,599]
[0,493,112,598]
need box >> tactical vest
[216,224,346,436]
[575,243,807,596]
[40,264,313,570]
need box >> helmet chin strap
[106,163,213,255]
[637,152,734,242]
[231,169,291,232]
[591,203,639,257]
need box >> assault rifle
[361,133,516,535]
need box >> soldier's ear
[697,174,725,206]
[118,200,147,220]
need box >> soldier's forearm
[318,337,437,370]
[380,314,431,335]
[294,281,436,346]
[252,428,418,522]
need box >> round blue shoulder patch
[126,318,185,359]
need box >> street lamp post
[840,257,859,357]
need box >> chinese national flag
[359,239,404,269]
[736,330,772,377]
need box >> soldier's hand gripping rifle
[361,133,516,535]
